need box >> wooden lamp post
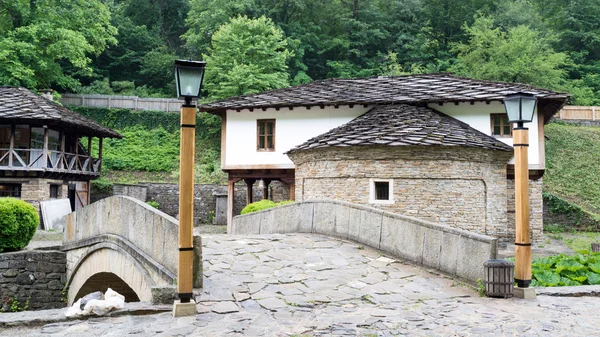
[503,92,537,298]
[173,59,206,317]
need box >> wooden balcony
[0,148,101,177]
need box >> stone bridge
[60,196,202,304]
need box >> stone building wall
[0,177,68,228]
[506,178,544,241]
[0,250,66,311]
[289,146,514,239]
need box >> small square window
[490,113,512,137]
[374,182,389,200]
[0,184,21,198]
[369,179,393,204]
[50,185,59,199]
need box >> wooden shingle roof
[199,74,569,117]
[287,104,514,154]
[0,87,121,138]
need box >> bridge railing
[232,199,498,282]
[62,196,180,276]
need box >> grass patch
[545,122,600,216]
[558,232,600,252]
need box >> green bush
[0,198,39,253]
[531,253,600,287]
[240,199,295,215]
[146,200,160,209]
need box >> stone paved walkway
[2,233,600,336]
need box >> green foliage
[203,16,292,100]
[532,253,600,287]
[0,0,117,89]
[241,199,276,215]
[545,123,600,217]
[475,278,486,297]
[240,199,295,215]
[451,15,570,90]
[0,198,39,253]
[146,200,160,209]
[101,126,180,172]
[91,176,114,193]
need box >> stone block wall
[232,200,498,282]
[289,146,513,239]
[0,178,68,228]
[113,184,147,202]
[507,178,544,242]
[0,250,66,311]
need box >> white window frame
[369,178,394,204]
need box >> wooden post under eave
[177,105,196,303]
[8,124,14,167]
[289,181,295,201]
[59,131,65,169]
[513,128,532,288]
[262,179,271,200]
[244,179,255,205]
[42,126,49,168]
[227,178,235,234]
[98,137,103,172]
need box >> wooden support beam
[289,181,295,201]
[98,137,103,171]
[244,178,256,205]
[262,179,271,200]
[42,126,49,168]
[513,128,532,288]
[227,178,235,233]
[59,131,65,169]
[8,124,14,167]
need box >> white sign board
[40,199,72,231]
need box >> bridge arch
[65,239,174,304]
[60,196,202,304]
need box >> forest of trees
[2,0,600,104]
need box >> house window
[369,179,393,204]
[50,185,60,199]
[0,184,21,198]
[257,119,275,151]
[490,114,512,137]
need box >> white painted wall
[429,102,541,166]
[224,101,543,169]
[224,106,370,168]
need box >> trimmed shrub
[241,200,276,215]
[0,198,39,252]
[240,199,295,215]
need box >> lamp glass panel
[520,97,537,122]
[504,98,522,122]
[177,67,203,97]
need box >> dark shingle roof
[199,74,569,115]
[287,104,513,154]
[0,87,121,138]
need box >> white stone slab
[40,199,72,231]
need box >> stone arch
[67,243,157,305]
[75,272,140,303]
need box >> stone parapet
[232,200,498,282]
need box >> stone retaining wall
[232,200,498,282]
[0,250,66,311]
[91,182,290,225]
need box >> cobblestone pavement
[3,234,600,337]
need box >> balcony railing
[0,148,101,175]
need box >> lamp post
[503,93,537,296]
[173,59,206,316]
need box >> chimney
[40,89,54,101]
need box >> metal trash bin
[483,259,514,298]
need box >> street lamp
[173,59,206,317]
[503,92,537,294]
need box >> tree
[450,16,569,90]
[202,16,292,100]
[0,0,117,89]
